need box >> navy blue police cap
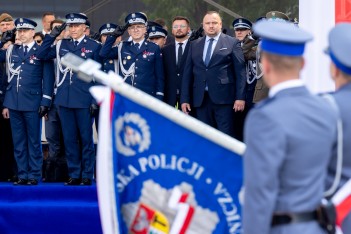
[125,12,147,26]
[65,13,88,24]
[15,18,37,29]
[253,20,313,56]
[99,23,118,35]
[148,25,167,39]
[325,23,351,75]
[147,21,163,29]
[232,18,252,30]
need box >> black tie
[24,45,28,56]
[177,43,183,67]
[204,38,214,66]
[74,41,78,47]
[134,43,140,51]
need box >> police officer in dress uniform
[36,13,102,186]
[232,17,259,141]
[147,25,168,48]
[99,12,164,100]
[325,23,351,233]
[99,23,119,73]
[243,20,338,234]
[0,18,55,185]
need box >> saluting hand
[112,24,128,38]
[49,23,67,38]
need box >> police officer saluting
[99,12,164,100]
[0,18,55,185]
[37,13,102,186]
[243,20,338,233]
[98,23,120,73]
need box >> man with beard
[162,16,191,110]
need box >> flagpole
[61,53,246,155]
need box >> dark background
[0,0,298,34]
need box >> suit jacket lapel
[179,42,190,69]
[196,37,206,67]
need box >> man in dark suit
[162,16,191,109]
[181,11,246,137]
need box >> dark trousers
[9,109,42,180]
[196,92,234,137]
[0,115,16,180]
[58,106,95,179]
[45,103,65,159]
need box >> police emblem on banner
[102,90,244,234]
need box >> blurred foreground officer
[0,18,55,185]
[147,25,167,48]
[99,12,164,99]
[325,23,351,233]
[243,21,337,234]
[37,13,102,186]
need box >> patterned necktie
[24,45,28,56]
[204,38,214,66]
[177,42,183,67]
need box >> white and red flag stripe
[299,0,351,94]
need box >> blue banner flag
[92,83,245,234]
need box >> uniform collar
[132,39,145,48]
[73,35,85,45]
[22,40,35,51]
[269,79,304,98]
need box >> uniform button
[135,67,138,69]
[136,59,138,61]
[20,70,23,72]
[177,74,180,76]
[135,75,137,77]
[134,82,136,85]
[19,85,21,87]
[206,69,208,71]
[22,62,24,64]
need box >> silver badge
[30,59,34,64]
[81,52,85,57]
[143,54,147,59]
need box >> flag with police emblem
[92,81,245,234]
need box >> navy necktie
[134,43,140,51]
[204,38,214,66]
[24,45,28,56]
[177,42,183,67]
[74,41,78,47]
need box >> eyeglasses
[128,25,145,30]
[172,25,187,29]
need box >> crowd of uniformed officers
[0,9,350,234]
